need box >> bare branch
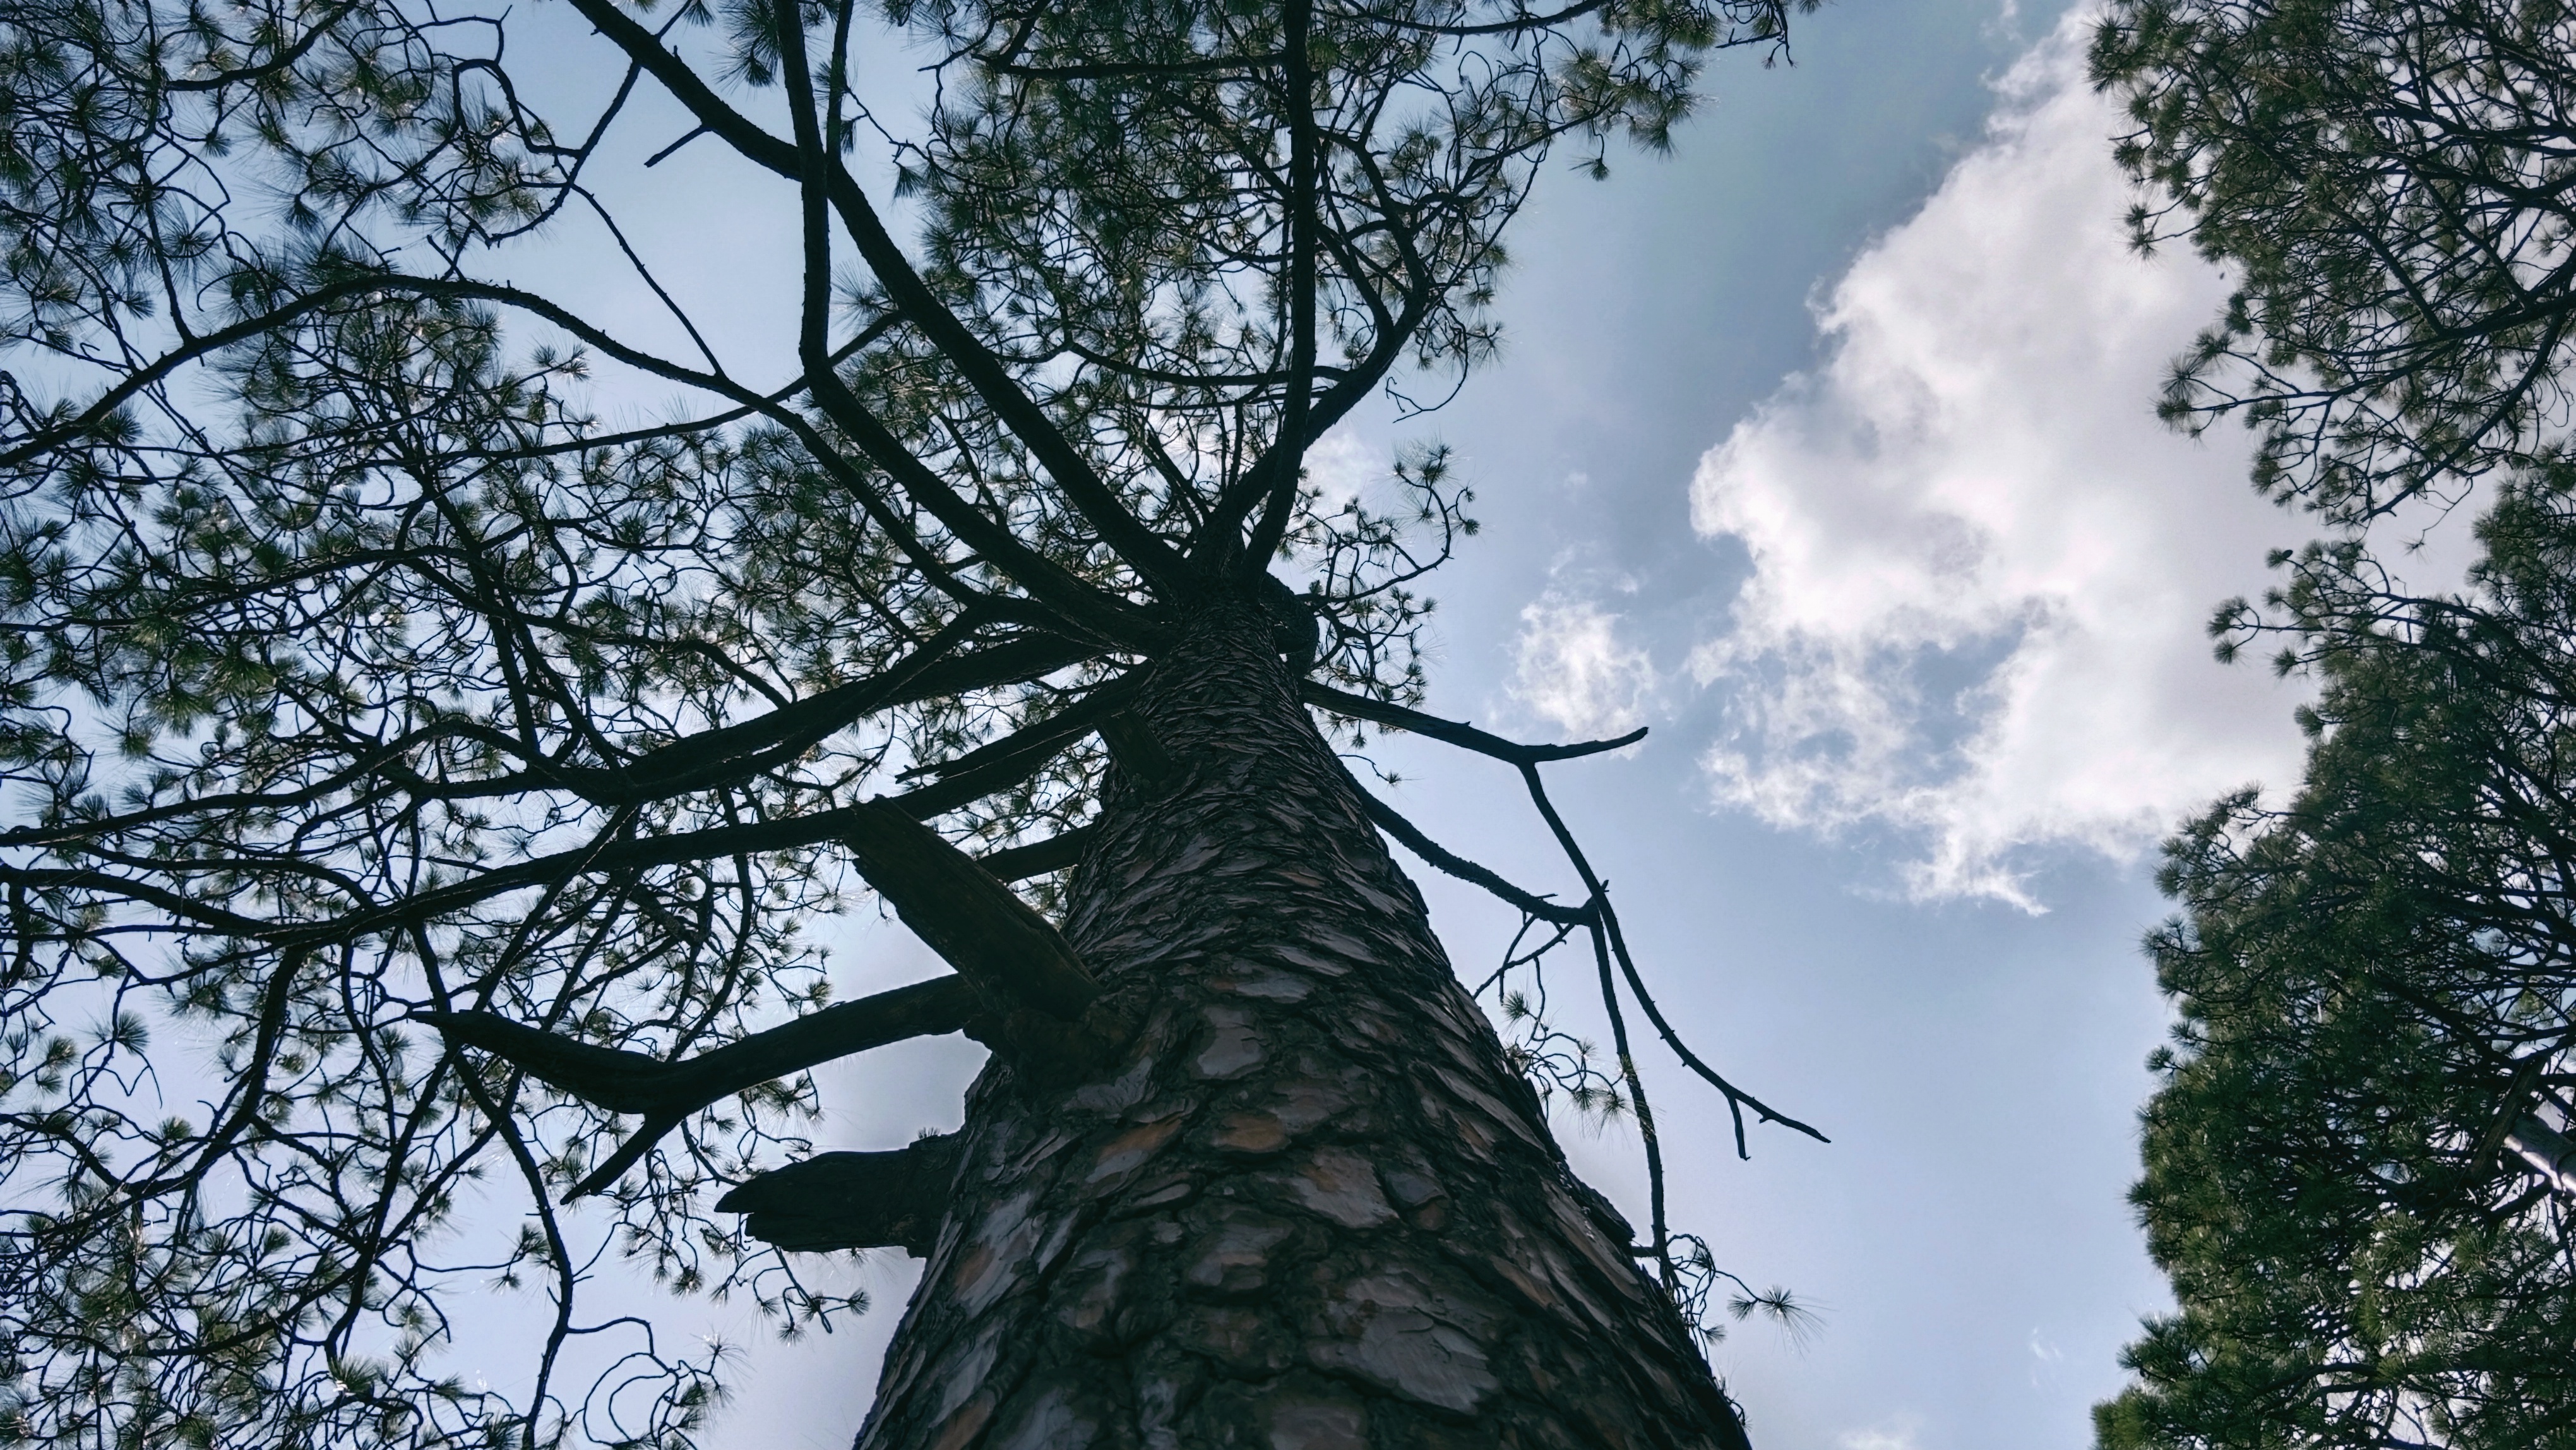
[1301,682,1649,764]
[1344,772,1590,924]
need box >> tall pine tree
[2097,489,2576,1449]
[0,1,1822,1446]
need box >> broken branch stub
[717,1133,964,1255]
[1097,710,1179,787]
[838,801,1100,1019]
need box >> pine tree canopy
[0,1,1822,1446]
[2096,479,2576,1450]
[2092,1,2576,1446]
[2091,0,2576,525]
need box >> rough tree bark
[850,601,1753,1450]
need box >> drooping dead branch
[1321,690,1823,1167]
[1589,906,1674,1279]
[1515,760,1830,1158]
[1317,688,1823,1163]
[1344,770,1590,924]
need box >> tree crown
[0,1,1811,1444]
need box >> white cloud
[1303,428,1386,512]
[1839,1416,1923,1450]
[1510,591,1657,740]
[1687,6,2305,908]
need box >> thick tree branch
[424,975,978,1201]
[836,802,1099,1018]
[1202,291,1435,567]
[881,689,1136,820]
[975,826,1095,882]
[1237,0,1320,575]
[15,757,1097,959]
[164,1,365,90]
[984,51,1277,80]
[2507,1113,2576,1197]
[896,676,1138,786]
[514,608,998,805]
[817,174,1198,597]
[420,974,977,1118]
[774,0,1195,598]
[1589,906,1673,1276]
[558,0,801,177]
[1359,0,1615,37]
[11,683,1645,951]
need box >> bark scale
[853,603,1754,1450]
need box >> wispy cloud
[2029,1327,2066,1389]
[1839,1415,1924,1450]
[1302,428,1386,512]
[1686,6,2303,908]
[1510,590,1657,740]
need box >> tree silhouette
[0,1,1822,1446]
[2094,2,2576,1444]
[2096,477,2576,1450]
[2094,0,2576,523]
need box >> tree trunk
[854,602,1754,1450]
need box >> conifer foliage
[2092,1,2576,1445]
[2097,489,2576,1449]
[0,1,1818,1446]
[2094,0,2576,524]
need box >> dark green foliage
[2094,4,2576,1442]
[2098,476,2576,1450]
[2092,0,2576,524]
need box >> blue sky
[1339,7,2324,1446]
[442,4,2336,1446]
[1333,8,2312,1446]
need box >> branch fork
[426,801,1127,1199]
